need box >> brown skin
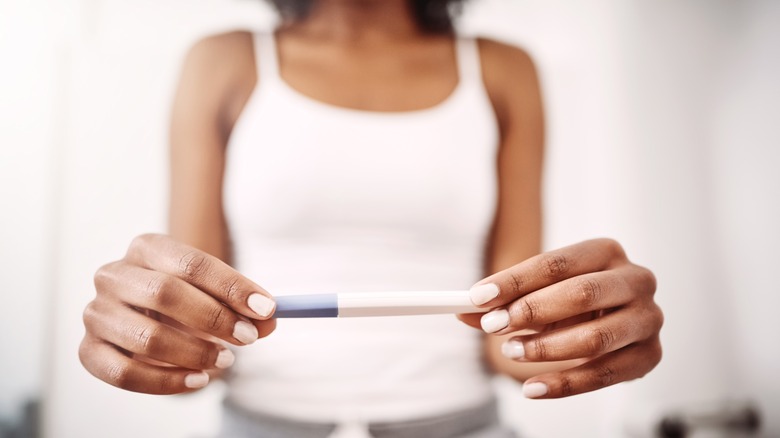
[80,0,662,398]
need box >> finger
[253,317,278,339]
[79,334,212,395]
[469,238,627,308]
[95,262,265,345]
[456,312,484,330]
[478,268,636,334]
[83,300,235,371]
[499,305,662,362]
[123,234,275,319]
[521,337,663,399]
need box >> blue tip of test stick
[274,294,339,318]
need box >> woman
[79,0,663,436]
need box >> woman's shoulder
[184,30,256,75]
[475,37,538,88]
[476,37,532,61]
[176,31,258,126]
[473,37,542,122]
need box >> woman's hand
[461,238,663,399]
[79,234,276,394]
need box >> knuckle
[637,266,658,295]
[78,338,94,368]
[106,362,131,389]
[129,233,157,254]
[559,376,574,397]
[599,238,625,259]
[587,327,616,354]
[93,262,119,292]
[206,305,228,331]
[649,339,663,366]
[129,324,159,353]
[145,275,173,306]
[222,276,244,303]
[542,254,569,279]
[82,301,100,329]
[509,274,524,293]
[573,278,603,308]
[531,337,549,361]
[178,251,209,281]
[518,298,541,325]
[596,364,617,386]
[650,304,665,332]
[156,372,173,394]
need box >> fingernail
[233,321,259,344]
[184,372,209,389]
[215,349,235,369]
[480,309,509,333]
[248,293,276,318]
[469,283,499,306]
[501,339,525,360]
[523,382,548,398]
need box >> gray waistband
[220,398,513,438]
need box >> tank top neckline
[251,31,483,118]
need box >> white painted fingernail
[523,382,548,398]
[469,283,499,306]
[248,293,275,318]
[233,321,258,344]
[184,372,209,389]
[501,340,525,360]
[481,309,509,333]
[215,349,235,369]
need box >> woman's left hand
[460,238,663,399]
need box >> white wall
[0,0,62,423]
[1,0,777,437]
[708,0,780,433]
[42,2,277,437]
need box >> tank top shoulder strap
[252,32,280,84]
[454,37,483,85]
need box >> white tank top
[223,32,499,424]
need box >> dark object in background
[0,399,40,438]
[658,400,761,438]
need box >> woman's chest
[224,105,498,244]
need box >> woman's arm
[480,39,544,272]
[478,39,576,380]
[79,32,277,394]
[473,40,663,396]
[169,31,256,261]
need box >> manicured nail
[481,309,509,333]
[248,293,275,318]
[215,349,235,369]
[233,321,258,344]
[523,382,548,398]
[184,372,209,389]
[501,339,525,360]
[469,283,499,306]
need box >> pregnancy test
[273,290,482,318]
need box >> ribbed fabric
[223,31,500,425]
[219,398,517,438]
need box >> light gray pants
[219,398,518,438]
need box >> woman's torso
[222,30,499,423]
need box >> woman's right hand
[79,234,277,394]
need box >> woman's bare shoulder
[175,30,257,131]
[187,30,254,59]
[476,37,537,81]
[475,37,542,126]
[183,30,255,82]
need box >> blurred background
[1,0,778,437]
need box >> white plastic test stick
[273,290,482,318]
